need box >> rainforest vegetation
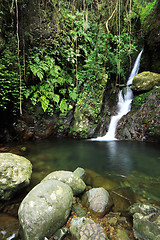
[0,0,159,140]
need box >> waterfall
[92,50,143,141]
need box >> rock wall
[116,72,160,142]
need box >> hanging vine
[128,0,132,70]
[15,0,22,115]
[106,0,118,34]
[10,0,22,115]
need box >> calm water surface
[25,138,160,203]
[25,138,160,178]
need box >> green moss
[131,89,154,110]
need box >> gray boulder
[42,170,86,195]
[82,187,112,217]
[70,217,107,240]
[129,203,160,240]
[18,180,73,240]
[0,153,32,200]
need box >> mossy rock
[132,71,160,92]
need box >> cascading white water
[92,50,143,141]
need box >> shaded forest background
[0,0,159,141]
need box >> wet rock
[53,227,68,240]
[0,153,32,200]
[69,217,108,240]
[18,180,73,240]
[129,203,160,240]
[132,71,160,92]
[129,203,159,216]
[117,88,160,142]
[110,187,136,213]
[42,170,86,195]
[82,187,113,217]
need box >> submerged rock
[0,153,32,200]
[82,187,112,217]
[42,170,86,195]
[132,71,160,92]
[85,169,119,190]
[18,180,73,240]
[110,187,136,213]
[129,203,160,240]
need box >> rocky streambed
[0,152,160,240]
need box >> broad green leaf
[37,70,44,81]
[52,94,60,103]
[40,95,49,112]
[60,99,68,113]
[69,88,77,101]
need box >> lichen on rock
[0,153,32,200]
[132,71,160,92]
[18,180,73,240]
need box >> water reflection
[106,141,133,174]
[26,138,160,178]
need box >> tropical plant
[25,53,77,114]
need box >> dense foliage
[0,0,158,117]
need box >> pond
[26,138,159,175]
[25,138,160,201]
[0,138,160,239]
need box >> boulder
[82,187,112,217]
[0,153,32,200]
[69,217,108,240]
[132,71,160,92]
[42,170,86,195]
[18,180,73,240]
[129,203,160,240]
